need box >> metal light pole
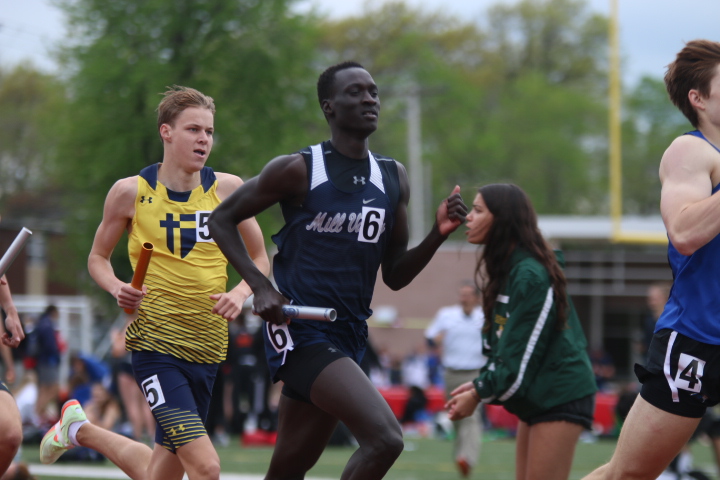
[406,82,424,246]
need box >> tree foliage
[48,0,320,290]
[315,0,610,216]
[621,76,690,214]
[0,0,685,295]
[0,64,64,206]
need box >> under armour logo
[140,196,153,204]
[328,347,338,353]
[353,176,366,185]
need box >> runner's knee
[190,456,221,480]
[0,421,22,452]
[363,424,403,464]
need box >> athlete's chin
[465,232,482,245]
[355,124,378,136]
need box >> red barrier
[378,386,618,434]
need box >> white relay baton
[282,305,337,322]
[253,305,337,322]
[0,227,32,278]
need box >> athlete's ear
[688,89,705,111]
[321,99,333,117]
[159,123,172,143]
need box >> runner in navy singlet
[209,61,467,480]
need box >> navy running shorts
[131,350,218,452]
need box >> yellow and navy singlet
[126,164,228,364]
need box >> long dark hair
[474,184,568,332]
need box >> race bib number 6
[267,322,294,355]
[358,206,385,243]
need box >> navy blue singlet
[264,143,399,378]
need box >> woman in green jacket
[446,183,596,480]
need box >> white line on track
[28,464,333,480]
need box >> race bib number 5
[141,374,166,411]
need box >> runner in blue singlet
[583,39,720,480]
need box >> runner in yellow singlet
[39,86,269,480]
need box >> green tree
[50,0,320,293]
[0,63,65,206]
[621,76,689,214]
[315,0,610,215]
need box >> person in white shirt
[425,281,486,478]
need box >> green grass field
[19,432,720,480]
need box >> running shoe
[39,399,87,464]
[456,457,471,478]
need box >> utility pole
[406,82,424,246]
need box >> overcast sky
[3,0,720,88]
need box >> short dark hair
[665,40,720,128]
[317,61,365,106]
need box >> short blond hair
[156,86,215,134]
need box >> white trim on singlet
[498,287,554,402]
[309,143,385,193]
[368,152,385,194]
[310,144,328,190]
[664,330,680,402]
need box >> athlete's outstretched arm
[0,276,22,350]
[210,173,271,321]
[381,162,467,291]
[208,154,307,326]
[88,177,145,311]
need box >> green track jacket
[472,248,597,420]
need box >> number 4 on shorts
[675,353,705,393]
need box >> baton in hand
[124,242,154,314]
[0,227,32,278]
[253,305,337,322]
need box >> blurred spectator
[398,385,428,426]
[8,315,31,391]
[32,305,62,426]
[251,314,279,435]
[388,354,403,386]
[398,347,431,427]
[590,349,616,392]
[206,335,231,447]
[642,282,672,357]
[402,346,430,391]
[68,352,111,406]
[425,281,486,477]
[84,383,122,431]
[425,342,443,387]
[359,340,383,381]
[614,381,639,426]
[13,371,37,427]
[110,322,154,442]
[367,345,391,388]
[227,312,258,435]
